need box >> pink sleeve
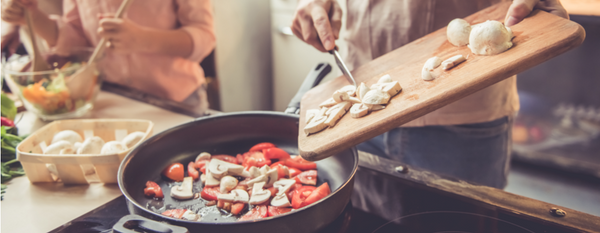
[176,0,216,62]
[49,0,91,55]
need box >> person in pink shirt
[1,0,216,114]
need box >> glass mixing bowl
[2,48,103,121]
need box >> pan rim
[118,111,359,225]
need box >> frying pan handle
[285,63,332,115]
[113,214,189,233]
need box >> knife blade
[329,49,357,88]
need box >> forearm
[141,28,194,58]
[27,7,58,46]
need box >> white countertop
[0,91,195,233]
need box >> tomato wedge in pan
[291,186,317,209]
[267,206,293,217]
[249,142,276,152]
[239,205,268,221]
[195,160,208,173]
[242,151,272,168]
[162,209,187,219]
[162,163,184,181]
[270,162,291,179]
[285,156,317,171]
[187,162,199,180]
[263,147,291,160]
[231,202,246,215]
[289,167,301,177]
[211,155,239,164]
[287,183,303,200]
[200,186,221,201]
[303,182,331,207]
[143,181,164,198]
[294,170,317,185]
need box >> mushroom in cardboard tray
[77,136,105,154]
[101,141,127,154]
[43,140,74,154]
[51,130,83,145]
[122,131,146,148]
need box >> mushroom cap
[101,141,127,154]
[468,20,513,55]
[77,136,105,154]
[44,140,74,154]
[122,131,146,149]
[220,175,239,193]
[447,18,471,46]
[51,130,83,145]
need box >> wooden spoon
[66,0,133,100]
[24,10,51,81]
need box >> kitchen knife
[329,49,357,88]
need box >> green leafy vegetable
[1,93,17,121]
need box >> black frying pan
[115,64,359,233]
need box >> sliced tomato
[291,186,317,209]
[187,162,199,180]
[242,151,271,168]
[200,186,221,201]
[302,182,331,208]
[294,170,317,186]
[249,142,276,152]
[162,163,184,181]
[211,155,239,164]
[268,206,293,217]
[289,167,301,177]
[270,161,284,169]
[162,209,187,219]
[267,187,279,197]
[285,156,317,171]
[143,181,164,198]
[287,183,303,200]
[239,205,268,221]
[263,147,291,160]
[236,154,245,164]
[231,202,246,215]
[195,160,208,172]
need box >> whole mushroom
[77,136,105,154]
[51,130,83,145]
[468,20,514,55]
[447,18,471,46]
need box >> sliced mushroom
[377,74,392,83]
[305,109,320,124]
[204,170,220,187]
[338,85,356,96]
[422,56,442,81]
[304,115,328,135]
[362,89,391,105]
[77,136,105,154]
[248,166,261,178]
[324,102,351,127]
[208,159,244,179]
[51,130,83,145]
[332,90,350,103]
[171,177,194,200]
[100,141,127,154]
[273,179,296,195]
[248,182,271,205]
[259,164,270,175]
[217,189,250,203]
[44,140,73,154]
[264,169,279,188]
[348,97,361,104]
[121,131,146,149]
[270,193,291,207]
[195,152,211,162]
[350,103,370,118]
[220,175,239,193]
[181,209,201,221]
[368,104,386,111]
[246,174,267,188]
[441,54,466,70]
[319,98,337,108]
[371,81,402,97]
[357,82,370,101]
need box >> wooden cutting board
[298,2,585,161]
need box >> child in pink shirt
[2,0,216,114]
